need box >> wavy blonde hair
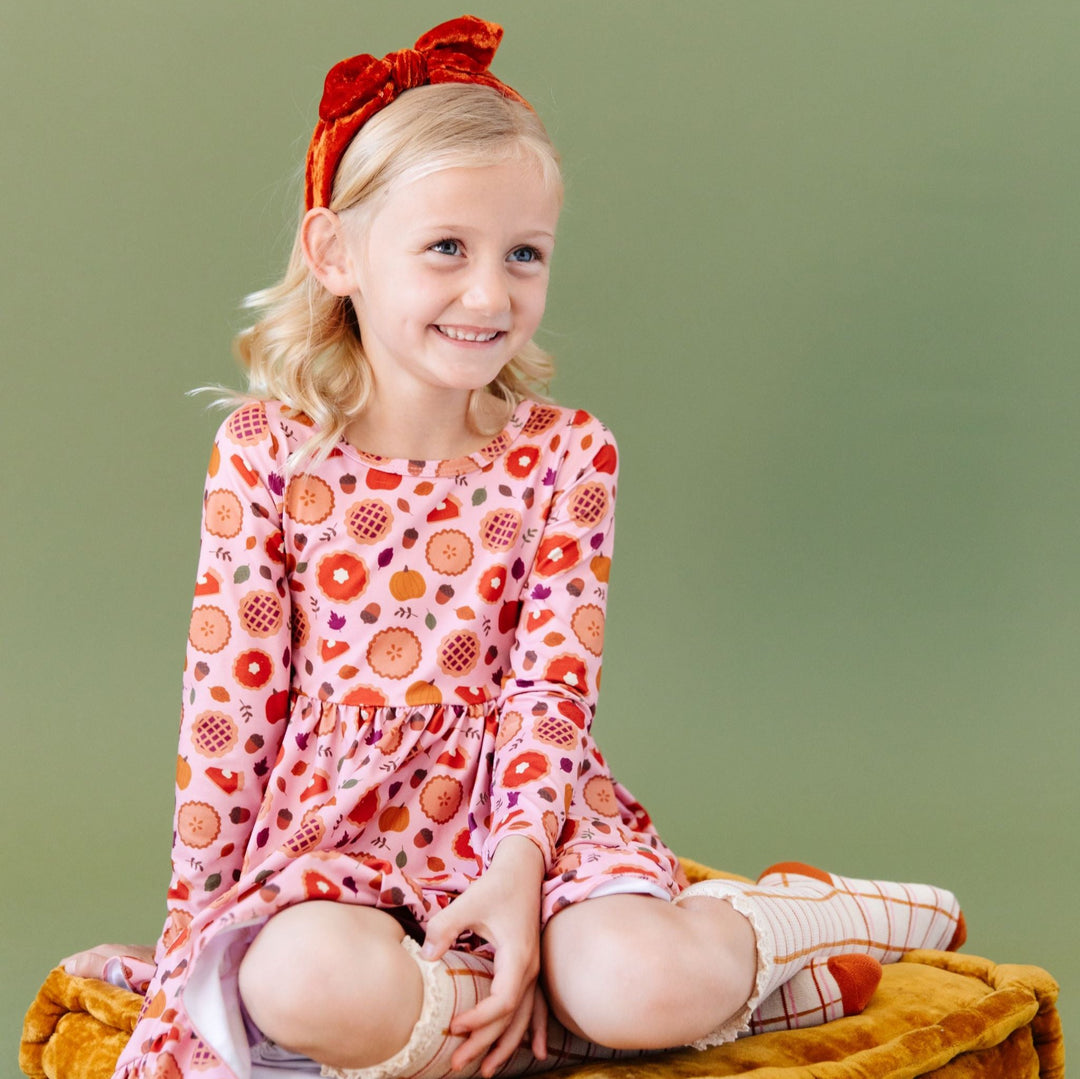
[231,83,561,466]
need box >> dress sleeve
[161,402,292,952]
[484,414,619,871]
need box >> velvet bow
[305,15,528,210]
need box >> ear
[300,207,356,297]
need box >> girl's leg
[542,867,962,1051]
[238,902,423,1070]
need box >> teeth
[438,326,500,342]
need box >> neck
[345,386,504,461]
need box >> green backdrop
[4,1,1077,1065]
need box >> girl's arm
[160,403,293,955]
[483,412,619,871]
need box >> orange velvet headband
[304,14,529,211]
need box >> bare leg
[237,902,423,1070]
[541,893,757,1050]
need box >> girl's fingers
[530,990,549,1060]
[480,988,536,1077]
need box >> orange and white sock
[674,863,963,1046]
[746,954,882,1036]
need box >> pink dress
[113,398,681,1079]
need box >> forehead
[375,157,562,231]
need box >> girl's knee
[238,902,421,1060]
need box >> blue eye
[430,239,461,256]
[509,246,542,263]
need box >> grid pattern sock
[745,954,882,1036]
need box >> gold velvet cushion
[20,860,1064,1079]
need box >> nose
[461,259,511,317]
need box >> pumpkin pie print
[505,444,540,479]
[535,534,582,577]
[419,775,464,824]
[281,811,326,858]
[567,481,610,528]
[476,565,507,604]
[521,404,560,437]
[495,710,523,749]
[436,629,480,677]
[316,551,369,602]
[570,604,605,657]
[501,750,550,788]
[232,649,273,690]
[345,499,394,544]
[203,489,244,538]
[224,402,270,445]
[285,474,335,525]
[544,653,589,695]
[189,605,231,654]
[190,711,239,758]
[583,775,620,817]
[238,590,284,638]
[425,529,474,576]
[366,627,422,680]
[478,508,522,552]
[533,714,579,750]
[177,801,221,849]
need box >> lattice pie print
[479,508,522,552]
[224,402,270,445]
[567,481,609,528]
[345,499,394,544]
[238,590,284,638]
[437,629,481,677]
[190,710,239,758]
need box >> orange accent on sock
[826,954,882,1016]
[947,910,967,952]
[759,861,833,885]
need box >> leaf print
[471,487,488,506]
[233,565,250,584]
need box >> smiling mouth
[435,325,503,343]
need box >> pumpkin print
[405,680,442,706]
[366,627,422,679]
[419,775,464,823]
[316,551,369,602]
[345,499,394,544]
[535,535,582,577]
[188,605,231,654]
[425,529,474,575]
[285,474,335,524]
[501,750,550,788]
[177,801,221,849]
[203,489,243,538]
[479,509,522,552]
[436,629,481,677]
[390,567,426,601]
[570,604,605,656]
[224,402,270,445]
[238,590,283,638]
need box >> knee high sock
[674,862,963,1046]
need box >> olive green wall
[4,1,1077,1063]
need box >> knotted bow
[305,15,528,210]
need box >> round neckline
[335,398,537,477]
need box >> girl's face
[342,155,561,407]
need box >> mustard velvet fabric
[21,860,1064,1079]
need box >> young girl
[65,16,965,1079]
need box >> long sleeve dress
[112,397,682,1079]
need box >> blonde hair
[231,83,562,466]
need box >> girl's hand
[59,943,155,980]
[420,836,547,1076]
